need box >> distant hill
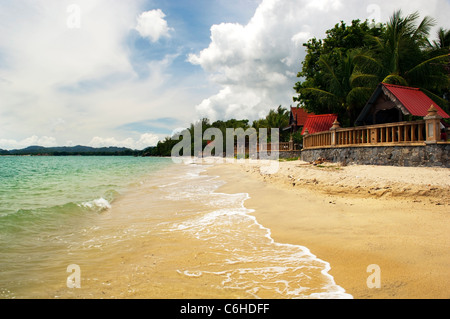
[3,145,141,156]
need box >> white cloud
[0,1,141,143]
[138,133,162,148]
[135,9,173,42]
[88,133,161,150]
[306,0,343,12]
[0,1,197,149]
[291,31,311,47]
[0,133,161,151]
[0,136,58,150]
[188,0,450,122]
[187,0,320,121]
[1,0,449,150]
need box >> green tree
[148,117,253,157]
[430,27,450,108]
[432,27,450,50]
[252,106,290,142]
[294,12,450,126]
[294,20,383,126]
[354,11,449,106]
[296,49,375,126]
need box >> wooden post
[418,123,424,141]
[330,119,340,146]
[289,134,294,151]
[303,128,309,148]
[370,128,378,144]
[424,105,442,144]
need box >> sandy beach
[5,157,447,300]
[206,160,450,299]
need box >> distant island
[0,145,155,156]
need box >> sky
[1,0,449,150]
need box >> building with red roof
[355,83,449,126]
[288,106,314,133]
[301,114,338,135]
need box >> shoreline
[205,160,450,299]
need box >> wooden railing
[303,120,429,149]
[234,142,299,154]
[303,131,332,149]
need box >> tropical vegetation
[147,10,450,156]
[293,10,450,127]
[144,107,292,157]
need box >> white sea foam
[168,165,353,299]
[79,197,111,211]
[177,270,203,277]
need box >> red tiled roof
[291,107,314,126]
[301,114,338,135]
[382,83,449,118]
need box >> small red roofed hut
[355,83,449,126]
[288,106,314,133]
[301,114,338,135]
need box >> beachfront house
[302,83,450,148]
[301,114,339,136]
[252,83,448,165]
[300,83,450,166]
[355,83,450,127]
[285,108,335,151]
[288,106,314,134]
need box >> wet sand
[48,162,351,299]
[206,160,450,299]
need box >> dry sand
[205,160,450,299]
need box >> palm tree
[265,106,289,129]
[297,50,374,126]
[433,27,450,49]
[252,106,290,141]
[354,11,448,99]
[430,28,450,107]
[294,11,450,126]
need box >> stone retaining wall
[278,151,302,159]
[253,151,301,159]
[301,144,450,168]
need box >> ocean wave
[79,197,112,212]
[168,165,353,299]
[0,194,115,234]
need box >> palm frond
[346,87,374,110]
[298,87,337,99]
[382,74,408,86]
[421,88,449,110]
[353,52,385,75]
[298,87,340,114]
[406,54,449,88]
[413,15,436,41]
[364,34,383,49]
[403,11,421,36]
[318,56,340,87]
[350,73,380,88]
[434,27,450,48]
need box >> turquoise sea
[0,156,172,217]
[0,156,173,298]
[0,156,351,299]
